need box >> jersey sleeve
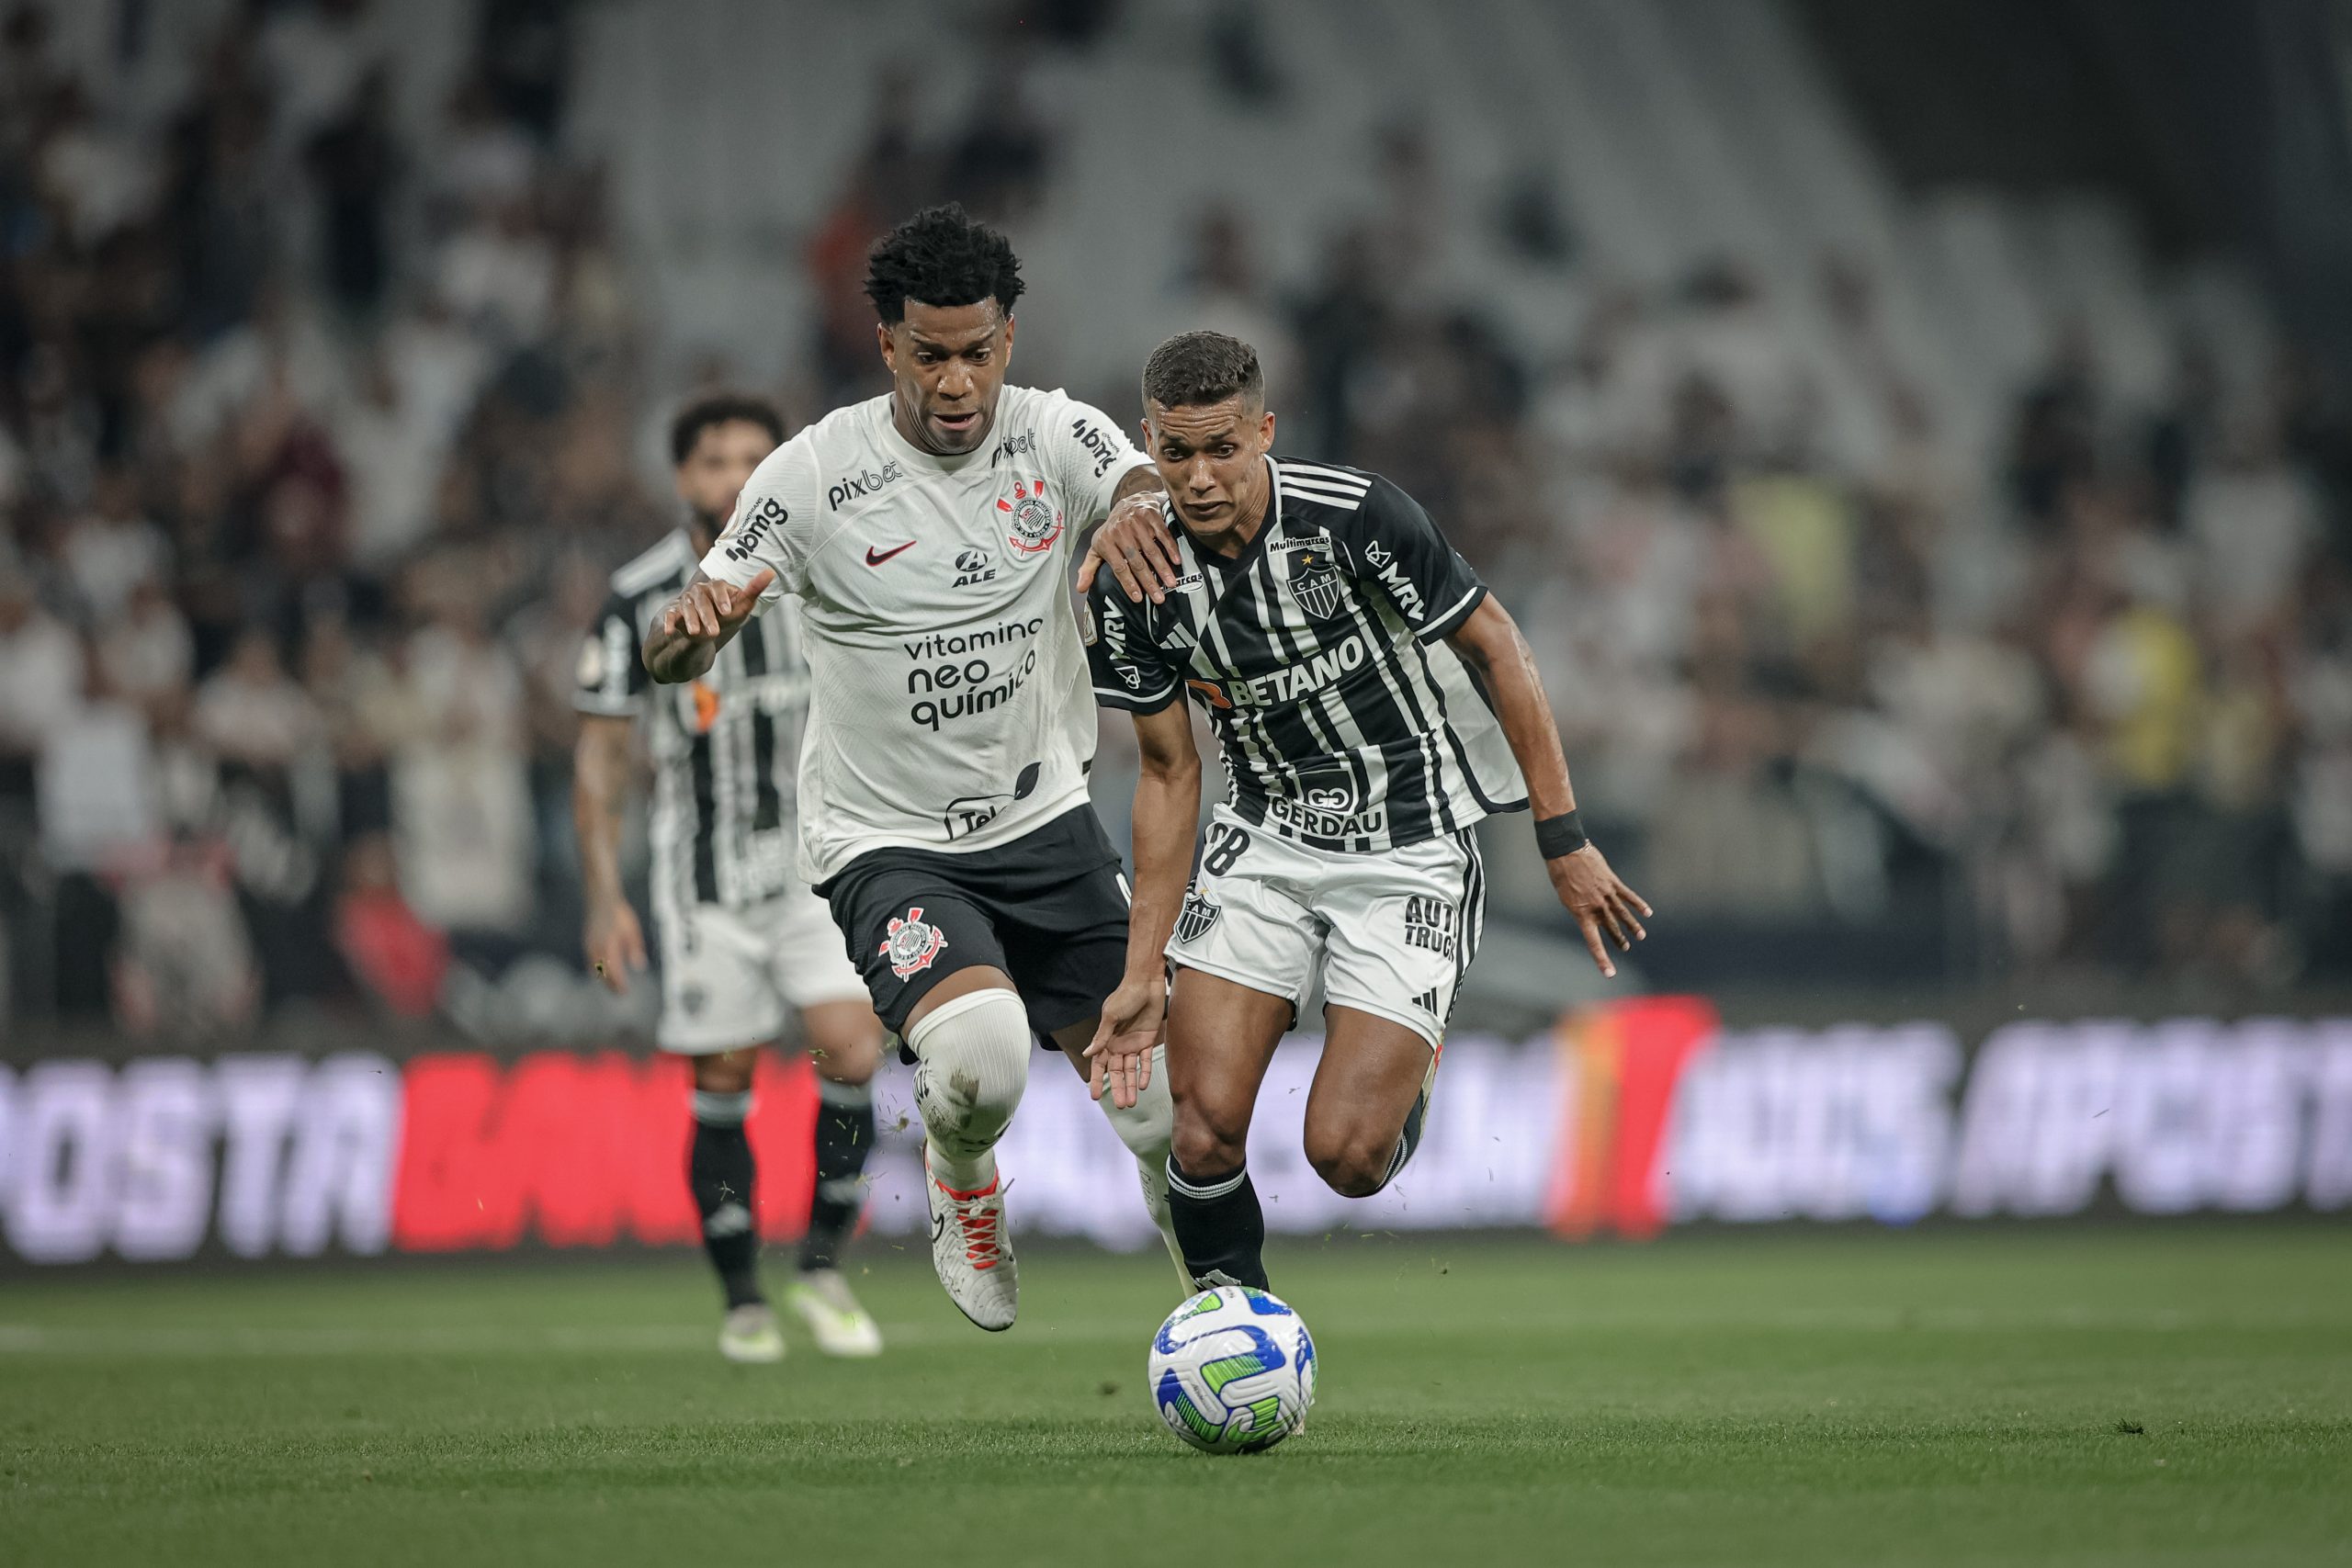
[699,438,821,602]
[573,589,648,716]
[1345,475,1489,642]
[1084,574,1183,714]
[1044,391,1155,529]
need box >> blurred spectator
[334,830,448,1018]
[196,627,322,775]
[112,832,259,1038]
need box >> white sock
[908,988,1032,1192]
[1096,1046,1186,1279]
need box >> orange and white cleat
[923,1146,1019,1332]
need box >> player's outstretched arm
[1446,596,1653,978]
[572,713,647,994]
[641,568,774,684]
[1087,701,1200,1104]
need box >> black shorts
[819,806,1131,1041]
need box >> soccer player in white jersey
[640,207,1182,1331]
[574,393,887,1363]
[1082,331,1653,1292]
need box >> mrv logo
[1363,541,1423,621]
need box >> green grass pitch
[4,1227,2347,1566]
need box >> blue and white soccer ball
[1148,1286,1317,1454]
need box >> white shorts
[656,884,869,1054]
[1167,807,1486,1050]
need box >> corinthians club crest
[880,906,949,978]
[1174,887,1222,945]
[996,478,1064,556]
[1283,539,1344,620]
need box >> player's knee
[908,987,1031,1156]
[692,1050,755,1096]
[1171,1096,1250,1179]
[806,1008,884,1088]
[1305,1123,1396,1199]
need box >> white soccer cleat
[718,1302,786,1364]
[924,1147,1018,1332]
[785,1269,885,1358]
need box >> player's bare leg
[1161,967,1293,1290]
[906,967,1030,1329]
[1301,1007,1440,1198]
[688,1047,784,1363]
[1050,1017,1185,1292]
[786,999,886,1356]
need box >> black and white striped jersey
[574,528,810,913]
[1087,457,1527,852]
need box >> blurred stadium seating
[1,0,2347,1053]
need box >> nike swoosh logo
[865,541,916,566]
[931,1213,946,1245]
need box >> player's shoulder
[998,382,1124,443]
[1272,457,1380,513]
[607,528,697,604]
[1272,457,1427,532]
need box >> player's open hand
[1084,971,1165,1110]
[1077,494,1182,604]
[660,569,775,644]
[1546,844,1652,979]
[583,899,648,995]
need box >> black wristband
[1533,809,1588,860]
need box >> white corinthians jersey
[577,528,810,910]
[701,385,1152,885]
[1088,457,1527,852]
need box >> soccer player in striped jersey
[1081,331,1651,1292]
[573,393,886,1363]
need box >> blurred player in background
[641,207,1183,1333]
[1083,331,1651,1292]
[574,393,887,1363]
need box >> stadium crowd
[2,0,2347,1037]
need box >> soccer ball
[1148,1286,1317,1454]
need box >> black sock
[1165,1156,1269,1292]
[1376,1078,1434,1192]
[689,1089,762,1309]
[798,1078,874,1274]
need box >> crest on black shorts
[1174,888,1221,945]
[1283,541,1344,621]
[880,906,950,978]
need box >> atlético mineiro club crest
[1174,888,1221,945]
[1282,538,1344,621]
[998,479,1064,556]
[880,907,949,978]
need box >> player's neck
[685,514,718,556]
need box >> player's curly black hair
[668,391,785,467]
[864,204,1025,324]
[1141,330,1264,411]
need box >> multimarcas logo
[3,1005,2349,1265]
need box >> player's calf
[1303,1011,1442,1198]
[687,1075,764,1314]
[1166,1098,1269,1292]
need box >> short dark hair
[1141,330,1263,412]
[865,204,1025,324]
[670,391,785,467]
